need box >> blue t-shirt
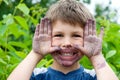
[30,66,96,80]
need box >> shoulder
[81,67,96,80]
[33,67,48,76]
[30,67,48,80]
[83,68,96,77]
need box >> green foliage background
[0,0,120,80]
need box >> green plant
[0,1,120,80]
[0,1,46,79]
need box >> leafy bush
[0,1,120,80]
[0,1,46,79]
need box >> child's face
[51,20,84,67]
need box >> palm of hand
[83,19,104,58]
[34,35,51,55]
[32,18,52,56]
[84,35,102,58]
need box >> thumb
[99,27,104,39]
[74,45,87,55]
[49,46,61,53]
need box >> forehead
[52,20,83,32]
[52,19,83,27]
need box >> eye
[72,34,82,37]
[54,34,63,37]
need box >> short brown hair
[45,0,94,27]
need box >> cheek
[52,38,61,46]
[74,39,83,46]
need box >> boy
[7,0,118,80]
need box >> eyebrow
[52,31,63,34]
[72,31,83,34]
[53,31,83,35]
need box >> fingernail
[41,18,45,23]
[92,20,95,24]
[101,27,104,30]
[41,18,44,20]
[48,19,50,23]
[43,17,47,21]
[87,19,89,23]
[43,17,47,19]
[88,19,92,21]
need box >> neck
[51,61,80,74]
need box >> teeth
[62,53,73,56]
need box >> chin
[61,61,77,67]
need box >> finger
[99,27,104,39]
[84,20,89,36]
[74,45,87,55]
[39,18,45,34]
[49,46,61,53]
[34,24,40,36]
[88,19,92,35]
[44,18,48,34]
[48,19,52,36]
[92,20,96,35]
[47,19,52,46]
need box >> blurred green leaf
[108,62,117,74]
[106,50,116,59]
[30,16,38,25]
[8,23,26,38]
[15,51,27,59]
[17,3,30,15]
[0,48,3,53]
[80,56,93,69]
[8,51,22,62]
[0,58,7,65]
[3,0,9,5]
[14,16,29,30]
[45,59,53,67]
[7,44,16,51]
[0,25,7,36]
[3,14,14,26]
[37,59,48,67]
[8,41,28,49]
[0,68,4,74]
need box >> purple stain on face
[51,46,83,67]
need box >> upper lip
[60,48,78,54]
[52,47,79,55]
[61,49,73,53]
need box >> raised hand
[83,19,104,58]
[32,18,60,57]
[75,19,104,58]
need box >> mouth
[60,48,78,55]
[56,48,79,60]
[51,47,81,67]
[60,52,77,56]
[61,53,74,56]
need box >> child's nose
[61,38,73,48]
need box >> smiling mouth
[62,53,74,56]
[57,48,78,57]
[60,52,77,56]
[52,47,81,66]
